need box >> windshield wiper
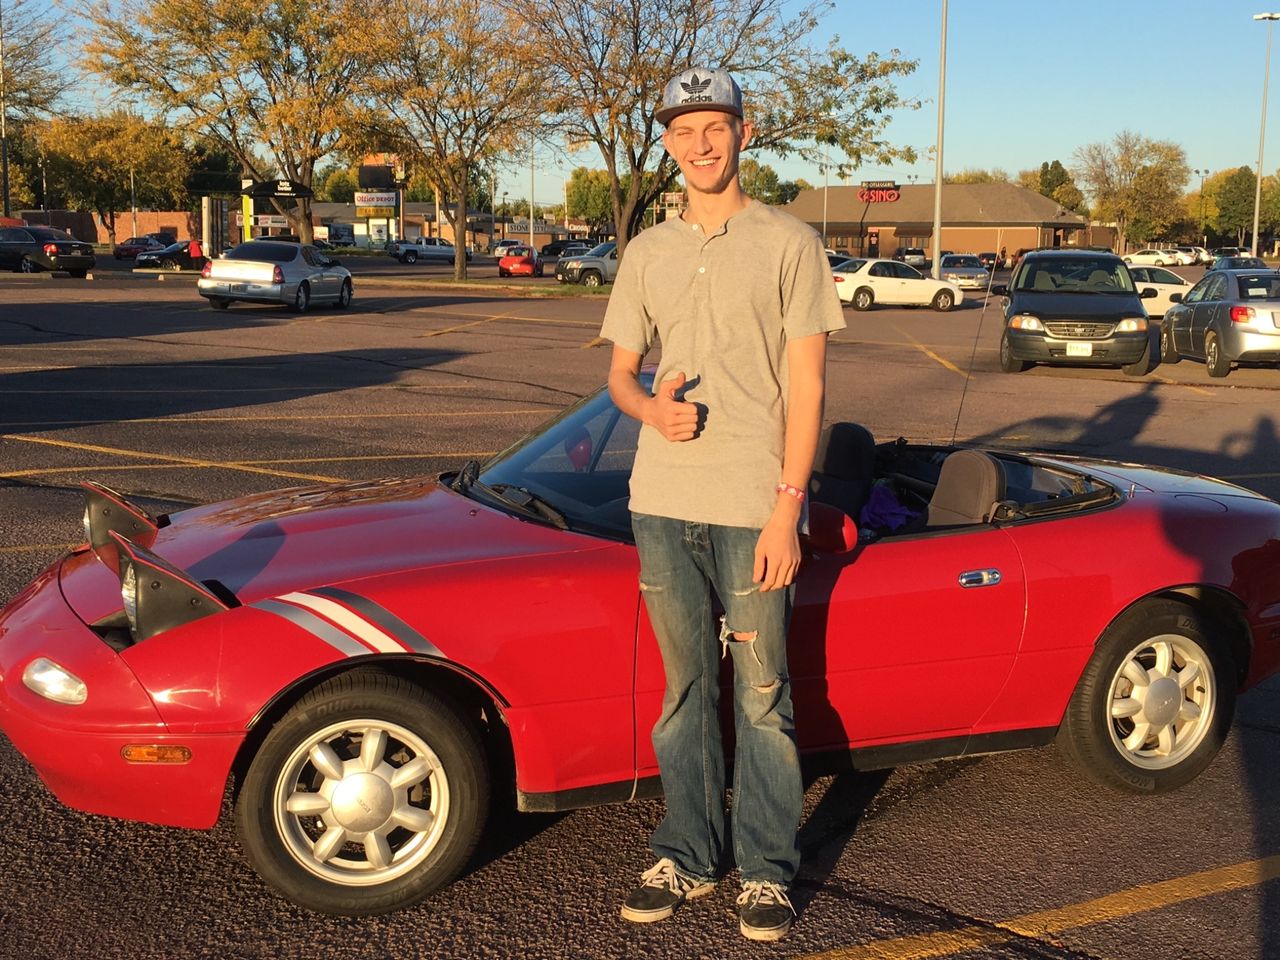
[451,459,480,492]
[489,483,569,529]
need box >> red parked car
[497,244,544,277]
[112,236,165,260]
[3,379,1280,915]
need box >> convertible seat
[810,422,877,521]
[927,450,1007,528]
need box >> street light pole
[1194,168,1207,246]
[931,0,948,280]
[1252,12,1280,257]
[130,168,138,238]
[501,192,507,241]
[0,0,10,218]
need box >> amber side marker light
[121,745,193,764]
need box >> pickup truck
[554,241,618,287]
[388,237,471,264]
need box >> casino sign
[857,180,900,203]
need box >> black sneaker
[620,858,716,923]
[737,880,795,941]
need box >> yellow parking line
[0,410,548,428]
[581,336,609,349]
[895,329,969,379]
[0,434,346,483]
[0,543,77,554]
[1151,374,1213,396]
[799,854,1280,960]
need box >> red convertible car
[3,381,1280,916]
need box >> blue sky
[25,0,1280,205]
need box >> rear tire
[931,290,954,312]
[69,269,88,279]
[1159,323,1180,364]
[999,331,1030,372]
[209,297,231,310]
[1056,599,1235,793]
[19,257,38,273]
[1205,331,1230,378]
[852,288,874,311]
[293,281,311,314]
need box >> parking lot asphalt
[3,272,1280,959]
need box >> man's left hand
[753,514,801,592]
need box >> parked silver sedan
[936,253,990,289]
[1160,268,1280,377]
[197,241,352,312]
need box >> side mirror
[1140,287,1158,299]
[802,502,858,554]
[991,284,1009,297]
[1169,292,1182,303]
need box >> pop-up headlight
[110,532,232,642]
[23,658,88,705]
[82,481,160,551]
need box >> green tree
[1072,131,1188,252]
[515,0,918,255]
[566,167,614,235]
[774,178,810,205]
[1215,167,1257,246]
[739,157,782,202]
[36,113,191,243]
[87,0,376,242]
[319,167,358,203]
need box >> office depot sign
[857,180,900,203]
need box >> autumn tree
[1072,132,1188,252]
[86,0,375,242]
[36,113,190,243]
[360,0,548,278]
[1,0,71,121]
[944,168,1010,184]
[514,0,918,256]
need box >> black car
[992,250,1158,376]
[541,238,588,257]
[134,240,206,271]
[0,225,96,277]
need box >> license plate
[1066,341,1093,357]
[231,283,248,293]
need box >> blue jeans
[631,513,802,886]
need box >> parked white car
[1126,265,1193,317]
[833,258,963,311]
[1124,249,1179,266]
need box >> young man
[600,66,845,941]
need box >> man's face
[662,110,754,196]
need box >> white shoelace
[737,880,796,915]
[639,858,692,893]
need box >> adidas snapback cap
[655,67,743,125]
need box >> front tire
[1122,341,1152,377]
[336,280,353,309]
[852,287,874,311]
[1056,599,1235,793]
[582,270,602,287]
[1205,331,1230,378]
[999,331,1030,372]
[403,251,418,265]
[293,281,311,313]
[931,290,955,312]
[236,671,490,916]
[209,297,231,310]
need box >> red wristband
[776,482,806,503]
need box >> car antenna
[949,228,1002,446]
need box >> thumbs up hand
[646,371,701,442]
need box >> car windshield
[28,227,75,241]
[226,242,299,263]
[1236,273,1280,300]
[942,255,982,268]
[587,242,615,257]
[1014,258,1136,294]
[470,378,651,538]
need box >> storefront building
[784,182,1106,258]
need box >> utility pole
[130,169,138,238]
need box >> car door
[1170,275,1211,355]
[867,262,900,303]
[1145,266,1189,317]
[631,525,1027,777]
[894,262,930,304]
[1190,272,1229,356]
[301,245,337,299]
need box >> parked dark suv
[993,250,1158,376]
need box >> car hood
[58,477,607,625]
[1006,290,1144,319]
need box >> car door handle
[958,569,1002,588]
